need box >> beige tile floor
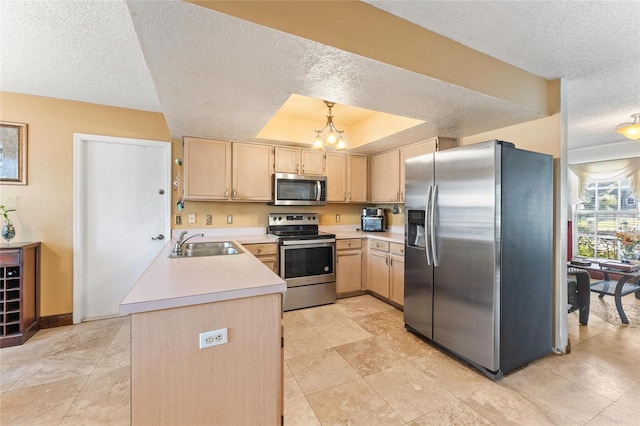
[1,293,639,425]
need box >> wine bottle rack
[0,243,40,348]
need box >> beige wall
[0,92,172,316]
[460,114,561,159]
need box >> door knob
[152,234,165,240]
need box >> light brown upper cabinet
[183,137,272,201]
[183,137,232,201]
[371,149,401,203]
[326,153,368,203]
[274,147,325,175]
[326,153,347,202]
[232,142,273,201]
[348,155,368,203]
[371,137,456,203]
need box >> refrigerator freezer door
[404,154,434,339]
[433,141,500,373]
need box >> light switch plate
[188,213,196,224]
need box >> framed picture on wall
[0,121,28,185]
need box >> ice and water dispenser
[407,210,426,249]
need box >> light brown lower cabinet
[336,238,363,296]
[366,240,405,306]
[243,243,279,275]
[130,293,282,425]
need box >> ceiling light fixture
[616,113,640,140]
[313,101,346,150]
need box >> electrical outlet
[205,214,212,225]
[175,215,182,225]
[226,214,233,224]
[188,213,196,224]
[199,328,228,349]
[336,214,341,222]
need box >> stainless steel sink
[169,241,243,258]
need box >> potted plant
[0,203,16,243]
[615,223,640,263]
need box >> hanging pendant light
[313,101,347,150]
[616,113,640,140]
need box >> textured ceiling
[0,0,161,112]
[1,1,639,154]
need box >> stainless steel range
[268,213,336,311]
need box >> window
[575,179,639,259]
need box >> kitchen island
[120,235,286,426]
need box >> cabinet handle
[257,247,262,253]
[224,188,229,197]
[344,192,347,201]
[396,191,400,201]
[390,257,393,266]
[348,192,352,201]
[297,164,299,173]
[232,189,237,199]
[386,256,389,266]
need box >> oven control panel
[268,213,318,226]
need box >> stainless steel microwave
[272,173,327,206]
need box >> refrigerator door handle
[425,185,433,265]
[431,184,439,267]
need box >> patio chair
[568,267,591,325]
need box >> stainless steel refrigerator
[404,140,553,379]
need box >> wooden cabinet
[371,150,401,203]
[326,152,348,202]
[232,142,273,201]
[368,243,390,298]
[274,147,325,175]
[0,242,40,348]
[327,153,368,203]
[371,137,456,203]
[336,239,363,295]
[243,243,279,275]
[389,243,405,306]
[366,239,405,306]
[183,137,231,200]
[348,155,368,203]
[183,137,273,202]
[130,293,282,425]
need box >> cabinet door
[390,254,404,306]
[368,250,390,298]
[300,149,325,175]
[348,155,368,203]
[326,153,347,202]
[274,146,299,174]
[259,255,279,275]
[232,143,273,201]
[183,137,231,200]
[371,150,400,202]
[400,139,437,203]
[336,249,362,294]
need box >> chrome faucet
[172,231,205,255]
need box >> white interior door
[74,134,170,322]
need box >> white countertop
[120,227,404,315]
[120,234,285,315]
[321,225,404,244]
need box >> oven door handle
[281,238,336,246]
